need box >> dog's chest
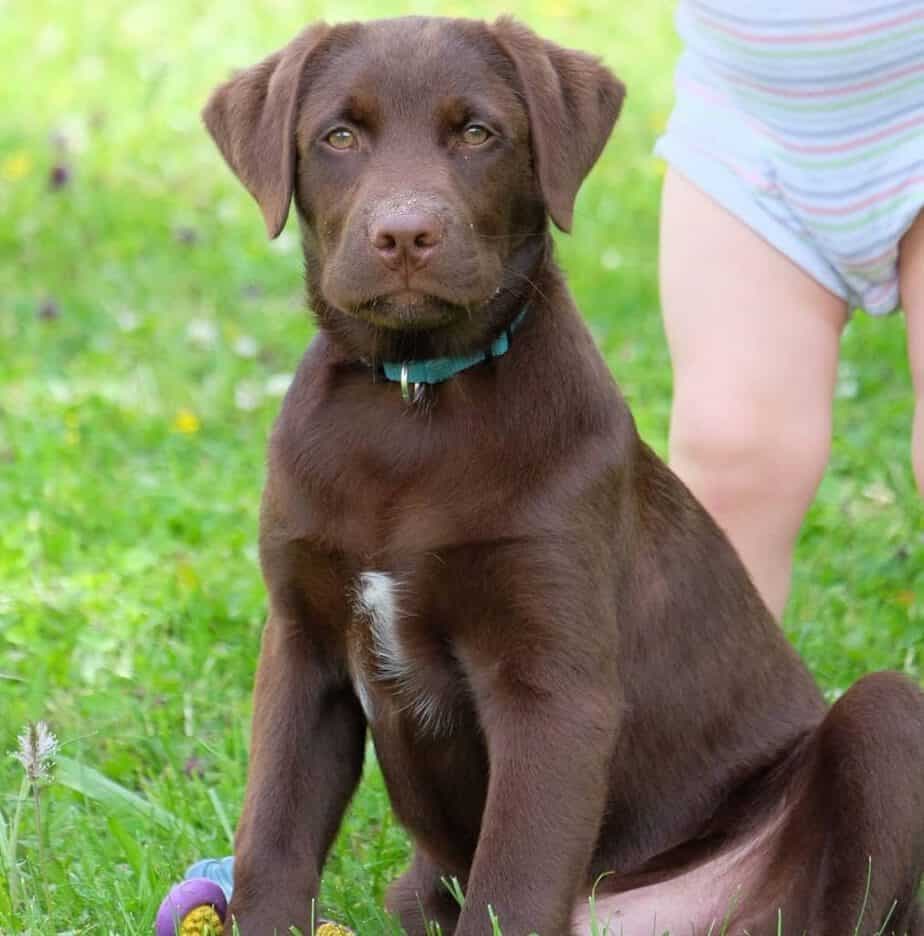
[347,571,464,735]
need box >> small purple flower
[49,164,71,190]
[38,298,61,321]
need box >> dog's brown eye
[325,127,357,150]
[461,124,491,146]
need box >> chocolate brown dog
[203,16,924,935]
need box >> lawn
[0,0,921,933]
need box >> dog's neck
[303,231,552,367]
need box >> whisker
[472,231,549,242]
[496,263,552,305]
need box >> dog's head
[204,17,624,359]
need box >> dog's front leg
[453,678,618,936]
[228,605,366,935]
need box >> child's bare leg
[900,210,924,495]
[659,170,848,618]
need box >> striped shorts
[656,0,924,315]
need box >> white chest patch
[354,571,406,681]
[350,572,406,721]
[349,571,450,734]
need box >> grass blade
[55,755,188,832]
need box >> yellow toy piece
[175,910,351,936]
[179,904,224,935]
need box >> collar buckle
[399,364,421,404]
[400,364,410,402]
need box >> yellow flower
[176,560,199,591]
[1,152,32,181]
[539,0,570,16]
[174,408,200,434]
[895,590,916,608]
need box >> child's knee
[670,400,830,520]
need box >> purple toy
[155,877,227,935]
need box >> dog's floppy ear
[492,18,625,233]
[202,24,330,239]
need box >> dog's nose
[371,211,443,271]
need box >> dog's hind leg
[908,900,924,935]
[385,849,462,936]
[774,671,924,936]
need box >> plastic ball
[155,878,227,936]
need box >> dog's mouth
[353,292,461,332]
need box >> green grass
[0,0,921,932]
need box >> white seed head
[12,721,58,785]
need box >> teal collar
[381,307,528,402]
